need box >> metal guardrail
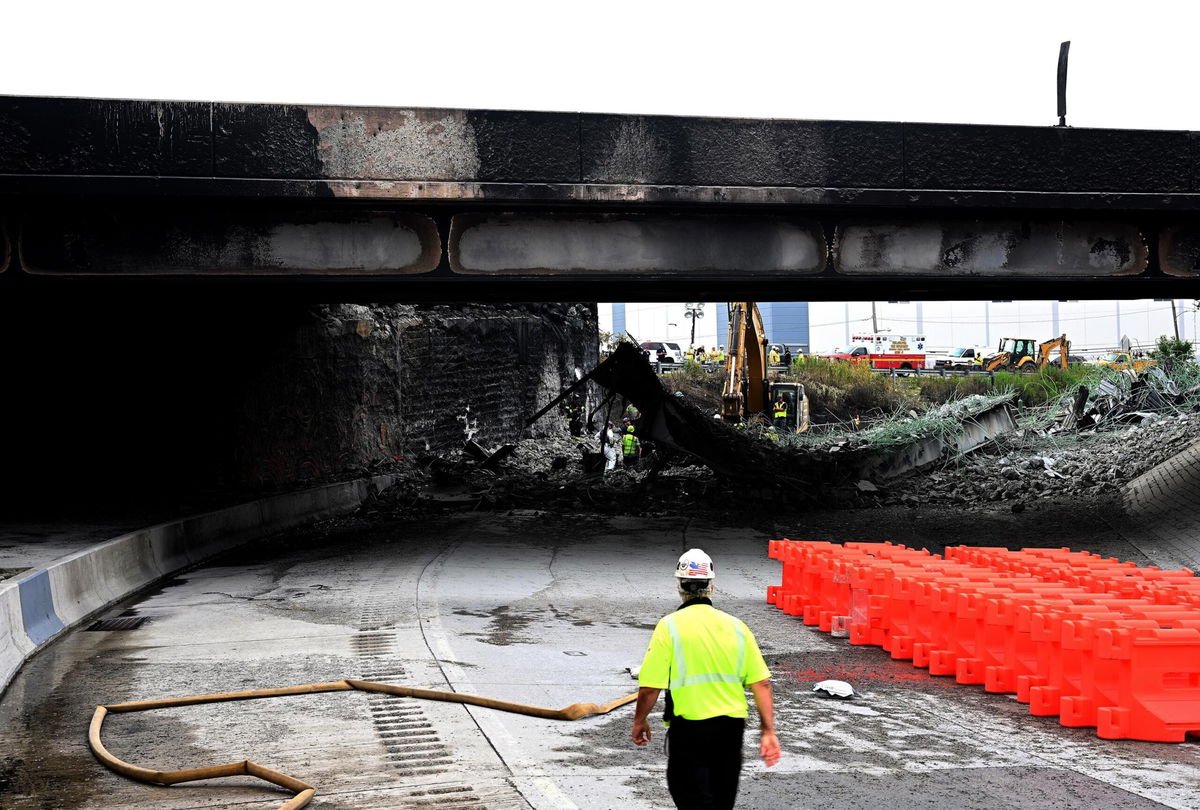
[652,361,791,375]
[870,366,997,379]
[652,361,993,379]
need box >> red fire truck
[821,334,929,370]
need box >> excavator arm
[1037,334,1070,368]
[721,302,769,422]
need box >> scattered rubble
[356,356,1200,521]
[1051,367,1200,432]
[885,411,1200,510]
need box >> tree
[1149,335,1195,371]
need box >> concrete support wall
[1,299,595,506]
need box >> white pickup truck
[931,347,985,370]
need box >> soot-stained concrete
[1,299,595,514]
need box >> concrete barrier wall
[0,474,393,695]
[0,586,34,690]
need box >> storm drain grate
[87,616,149,631]
[397,784,487,809]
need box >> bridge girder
[2,96,1198,302]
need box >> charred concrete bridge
[2,95,1200,302]
[3,95,1200,508]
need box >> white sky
[5,0,1199,130]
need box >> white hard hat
[675,548,714,580]
[812,679,855,699]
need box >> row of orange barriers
[767,540,1200,742]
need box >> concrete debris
[356,350,1200,520]
[1052,369,1200,433]
[463,439,517,470]
[882,412,1200,511]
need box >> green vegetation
[1149,335,1195,370]
[787,357,1097,418]
[988,365,1097,406]
[662,352,1199,431]
[914,375,992,405]
[790,357,917,417]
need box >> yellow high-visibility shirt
[638,602,770,722]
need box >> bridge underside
[2,96,1199,302]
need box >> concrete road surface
[1,511,1197,809]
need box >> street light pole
[684,302,705,350]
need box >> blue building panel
[612,303,626,338]
[761,302,810,353]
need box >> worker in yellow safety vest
[708,346,720,363]
[622,424,641,470]
[717,345,726,362]
[768,346,781,366]
[772,397,788,431]
[685,347,695,362]
[633,549,779,809]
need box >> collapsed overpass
[3,95,1199,507]
[2,95,1200,302]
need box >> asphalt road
[1,509,1197,809]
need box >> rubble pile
[785,393,1014,454]
[1050,367,1200,432]
[884,411,1200,510]
[357,354,1200,521]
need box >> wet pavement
[1,508,1197,809]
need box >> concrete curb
[0,474,395,696]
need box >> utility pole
[1171,299,1180,340]
[684,302,705,349]
[871,301,878,334]
[1194,300,1199,357]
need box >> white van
[641,341,686,364]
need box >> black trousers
[666,716,746,810]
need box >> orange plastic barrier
[767,539,1200,742]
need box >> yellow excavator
[721,302,809,431]
[981,334,1070,372]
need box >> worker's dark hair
[679,579,711,593]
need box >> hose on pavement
[89,678,638,810]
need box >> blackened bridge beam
[1,95,1198,302]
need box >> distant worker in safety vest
[685,346,695,362]
[632,549,779,809]
[708,346,720,363]
[772,396,788,431]
[768,346,781,366]
[622,424,641,470]
[717,345,726,362]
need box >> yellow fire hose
[89,678,637,810]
